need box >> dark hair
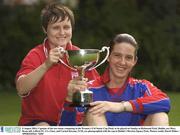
[109,33,139,56]
[41,2,75,31]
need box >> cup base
[69,103,91,107]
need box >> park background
[0,0,180,125]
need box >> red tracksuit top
[16,40,99,125]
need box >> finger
[72,76,88,82]
[89,106,105,115]
[73,76,86,82]
[82,78,88,82]
[71,80,87,87]
[90,101,103,106]
[90,110,102,115]
[50,47,60,54]
[57,47,66,53]
[71,77,82,83]
[51,47,65,59]
[89,103,104,112]
[79,86,87,91]
[77,81,88,86]
[72,84,87,92]
[49,51,61,59]
[51,56,60,63]
[93,109,106,115]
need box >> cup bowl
[67,49,100,69]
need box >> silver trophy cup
[59,46,109,107]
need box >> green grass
[168,92,180,125]
[0,90,180,126]
[0,90,21,126]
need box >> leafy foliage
[0,0,179,91]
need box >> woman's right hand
[45,47,65,68]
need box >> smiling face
[46,17,72,49]
[108,42,137,81]
[41,2,74,49]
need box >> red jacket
[16,40,99,125]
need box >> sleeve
[15,49,42,81]
[59,101,77,126]
[129,80,171,115]
[59,101,86,126]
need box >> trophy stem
[77,67,85,80]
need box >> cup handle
[89,46,110,70]
[58,47,77,71]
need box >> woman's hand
[89,101,125,115]
[45,47,65,68]
[66,77,88,102]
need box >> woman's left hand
[88,101,124,115]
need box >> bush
[0,0,179,91]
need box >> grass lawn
[0,90,180,126]
[168,92,180,125]
[0,90,21,126]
